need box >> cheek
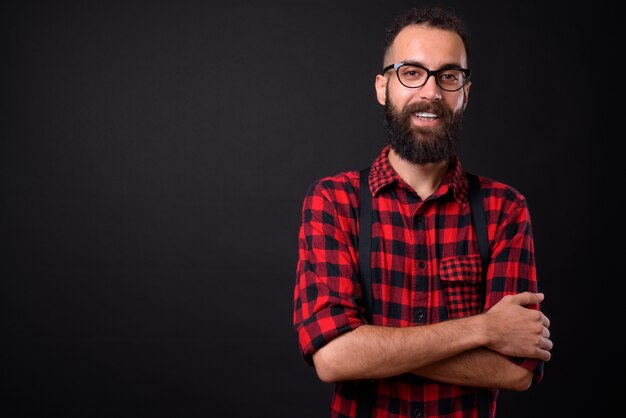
[444,94,466,113]
[388,86,417,110]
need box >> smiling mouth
[414,112,439,119]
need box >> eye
[400,66,426,80]
[438,70,462,85]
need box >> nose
[419,75,442,101]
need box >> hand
[483,292,553,361]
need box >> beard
[384,94,465,164]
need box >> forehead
[388,24,467,68]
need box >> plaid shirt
[293,145,544,418]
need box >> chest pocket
[439,255,483,319]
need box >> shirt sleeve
[485,192,544,384]
[292,179,364,366]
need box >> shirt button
[414,309,426,322]
[412,408,422,417]
[418,261,426,269]
[416,215,423,223]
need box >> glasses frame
[382,62,471,92]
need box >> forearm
[312,292,550,384]
[312,315,488,383]
[411,347,533,391]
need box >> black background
[1,1,616,417]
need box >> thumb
[510,291,544,306]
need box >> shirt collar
[367,145,470,205]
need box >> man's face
[375,25,471,164]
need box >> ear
[375,74,387,105]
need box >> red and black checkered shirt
[293,145,544,418]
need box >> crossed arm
[312,292,552,391]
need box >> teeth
[415,112,437,118]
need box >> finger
[510,291,544,306]
[537,348,552,362]
[539,336,553,351]
[541,326,550,339]
[541,314,551,328]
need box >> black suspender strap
[467,172,489,284]
[467,172,492,418]
[358,167,373,323]
[355,167,373,418]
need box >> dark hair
[383,6,471,65]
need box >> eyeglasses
[382,62,471,92]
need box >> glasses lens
[435,69,467,91]
[397,65,428,88]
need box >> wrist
[468,312,491,347]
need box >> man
[293,6,552,418]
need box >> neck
[388,149,450,200]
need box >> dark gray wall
[1,1,615,417]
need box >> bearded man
[293,6,552,418]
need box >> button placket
[413,208,428,325]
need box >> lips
[414,112,439,119]
[410,113,440,129]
